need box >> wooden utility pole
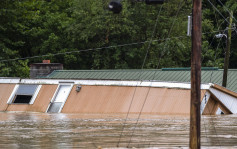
[190,0,202,148]
[222,11,233,87]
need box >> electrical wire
[202,27,224,149]
[116,3,164,147]
[201,19,226,65]
[209,41,221,83]
[126,0,185,147]
[0,29,231,64]
[201,7,229,146]
[207,0,230,25]
[205,97,222,148]
[0,36,183,63]
[217,0,237,23]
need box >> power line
[217,0,237,23]
[203,16,227,149]
[201,19,226,63]
[207,0,230,25]
[126,0,186,147]
[0,29,231,63]
[202,28,235,35]
[117,3,165,148]
[0,36,184,63]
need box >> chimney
[43,60,50,64]
[30,60,63,78]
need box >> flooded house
[1,69,237,115]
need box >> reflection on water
[0,112,237,149]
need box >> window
[13,95,33,103]
[8,84,41,104]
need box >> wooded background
[0,0,237,77]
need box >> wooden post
[222,11,233,87]
[190,0,202,148]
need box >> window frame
[46,83,73,113]
[7,84,42,104]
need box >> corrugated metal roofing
[45,69,237,93]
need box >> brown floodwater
[0,112,236,149]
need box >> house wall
[202,94,232,115]
[62,85,207,115]
[0,82,212,114]
[203,97,218,115]
[6,85,58,112]
[209,88,237,113]
[0,84,16,111]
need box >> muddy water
[0,112,236,149]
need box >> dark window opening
[9,84,39,104]
[13,95,32,104]
[221,111,224,115]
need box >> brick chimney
[42,60,51,64]
[30,60,63,78]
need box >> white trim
[216,107,224,115]
[29,85,42,104]
[0,78,20,84]
[45,85,61,112]
[46,83,73,113]
[58,84,73,113]
[1,78,212,90]
[7,84,41,104]
[209,88,237,114]
[200,91,211,114]
[7,84,19,104]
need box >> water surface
[0,112,236,149]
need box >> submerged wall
[2,79,228,115]
[1,84,57,112]
[62,85,206,115]
[0,84,15,111]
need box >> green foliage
[1,0,237,78]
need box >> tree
[0,0,30,77]
[1,0,237,77]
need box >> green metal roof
[45,69,237,93]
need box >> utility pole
[222,11,233,87]
[190,0,202,148]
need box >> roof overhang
[0,78,211,90]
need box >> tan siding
[28,84,58,112]
[62,85,206,115]
[203,92,232,115]
[0,84,16,111]
[62,85,135,113]
[0,83,210,115]
[218,104,231,114]
[7,85,58,112]
[203,97,218,115]
[6,105,29,112]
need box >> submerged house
[1,69,237,115]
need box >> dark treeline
[0,0,237,77]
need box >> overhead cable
[0,29,231,63]
[217,0,237,23]
[117,3,165,148]
[0,36,184,63]
[207,0,230,25]
[126,0,185,147]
